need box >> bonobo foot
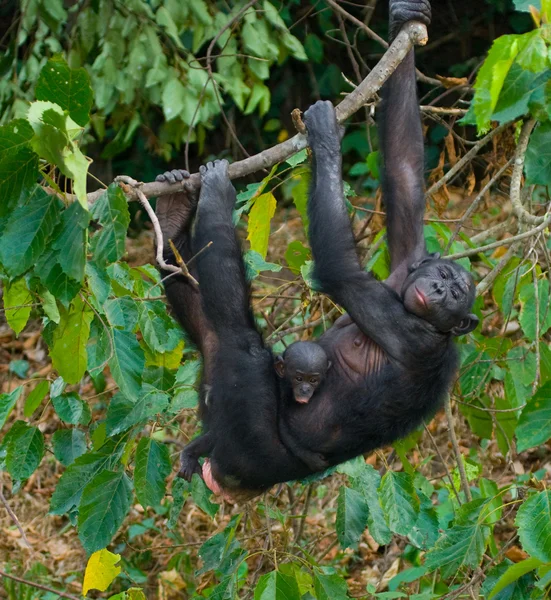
[178,449,203,482]
[390,0,431,38]
[303,101,343,153]
[155,169,198,247]
[199,160,235,210]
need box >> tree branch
[84,21,428,205]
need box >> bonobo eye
[310,378,318,385]
[295,376,303,383]
[451,289,458,300]
[439,269,447,280]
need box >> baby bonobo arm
[278,420,328,472]
[178,431,214,481]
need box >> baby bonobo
[274,341,331,404]
[275,341,331,472]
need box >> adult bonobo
[275,0,478,467]
[156,0,478,497]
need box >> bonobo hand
[390,0,431,39]
[199,159,235,211]
[303,101,343,153]
[155,169,198,248]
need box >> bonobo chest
[320,316,388,380]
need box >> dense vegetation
[1,0,551,598]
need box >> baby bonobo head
[275,341,331,404]
[401,254,479,336]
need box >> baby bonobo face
[275,341,331,404]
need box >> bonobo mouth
[415,286,428,309]
[295,395,311,404]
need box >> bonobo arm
[305,101,363,292]
[382,0,431,290]
[178,431,214,481]
[279,419,329,472]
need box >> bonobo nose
[300,385,312,395]
[432,282,444,295]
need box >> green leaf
[408,492,440,550]
[290,167,310,228]
[353,464,392,545]
[482,561,536,600]
[514,0,541,11]
[170,360,201,412]
[191,474,220,517]
[0,185,62,277]
[425,521,489,577]
[49,295,93,384]
[162,78,187,122]
[380,471,419,536]
[24,381,49,417]
[516,491,551,562]
[35,55,93,126]
[90,185,130,266]
[519,279,551,341]
[0,119,39,219]
[108,329,145,400]
[52,429,87,466]
[243,249,282,281]
[473,35,525,133]
[336,486,369,549]
[78,469,133,554]
[313,570,350,600]
[255,571,301,600]
[516,30,548,72]
[138,303,182,353]
[49,443,122,515]
[134,438,171,508]
[525,122,551,185]
[0,386,23,429]
[106,297,139,331]
[3,277,33,335]
[246,192,276,259]
[5,421,44,480]
[35,247,81,304]
[52,392,91,425]
[168,478,189,529]
[105,387,170,436]
[50,201,90,283]
[517,382,551,452]
[284,240,310,274]
[281,32,308,61]
[488,557,543,599]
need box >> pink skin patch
[295,396,310,404]
[202,459,263,504]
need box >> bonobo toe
[156,168,191,184]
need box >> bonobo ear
[430,252,441,260]
[450,314,479,337]
[327,360,332,371]
[274,356,285,378]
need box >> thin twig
[444,397,472,502]
[0,483,31,548]
[0,570,80,600]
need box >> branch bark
[85,21,428,205]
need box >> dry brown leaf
[445,133,457,167]
[505,546,529,563]
[436,74,469,88]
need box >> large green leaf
[35,56,93,126]
[51,201,90,283]
[78,469,133,554]
[49,443,122,515]
[473,34,525,133]
[313,571,350,600]
[108,329,145,400]
[516,383,551,452]
[519,279,551,341]
[52,392,91,425]
[52,429,87,466]
[246,192,276,259]
[5,421,45,480]
[170,359,201,413]
[487,558,543,599]
[90,184,130,266]
[23,381,49,417]
[353,464,392,545]
[255,571,301,600]
[3,278,33,335]
[0,186,62,277]
[336,486,369,549]
[525,122,551,185]
[105,387,170,436]
[49,295,93,384]
[0,119,39,219]
[134,438,171,508]
[379,471,419,536]
[516,491,551,562]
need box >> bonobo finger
[199,165,207,175]
[171,169,190,182]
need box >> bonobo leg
[155,169,217,385]
[178,431,214,481]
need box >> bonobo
[275,341,331,404]
[156,0,478,497]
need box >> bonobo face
[401,258,479,336]
[275,341,331,404]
